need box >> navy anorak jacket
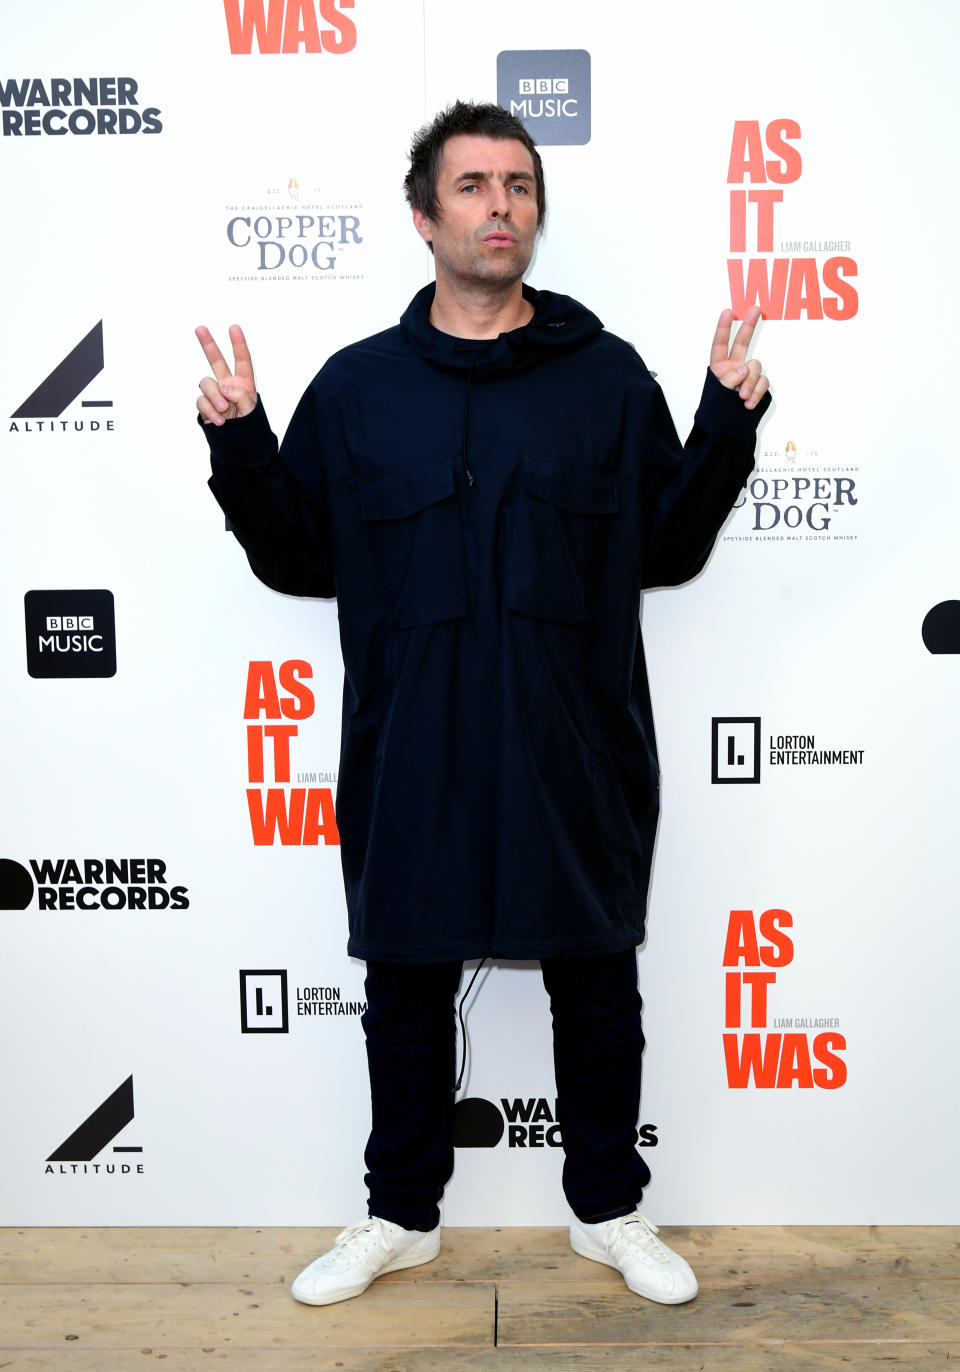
[205,283,770,962]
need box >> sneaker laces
[326,1218,393,1266]
[614,1213,673,1264]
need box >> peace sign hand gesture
[195,324,258,425]
[709,305,769,411]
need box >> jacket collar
[399,281,604,374]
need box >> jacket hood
[399,281,604,374]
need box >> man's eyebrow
[452,170,535,183]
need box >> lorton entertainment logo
[226,183,363,282]
[0,855,189,912]
[223,0,356,54]
[497,50,591,146]
[711,716,864,785]
[240,970,290,1032]
[45,1075,144,1176]
[0,77,161,137]
[9,322,114,435]
[722,908,846,1089]
[711,717,761,784]
[725,118,858,320]
[239,968,365,1032]
[453,1097,658,1150]
[725,431,859,546]
[24,590,116,678]
[244,661,340,846]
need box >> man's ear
[412,207,434,245]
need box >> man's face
[413,134,539,289]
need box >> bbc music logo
[497,50,591,146]
[24,590,116,679]
[240,970,290,1033]
[711,717,761,784]
[45,1075,145,1175]
[9,322,114,433]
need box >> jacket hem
[346,929,643,964]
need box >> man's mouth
[483,232,517,245]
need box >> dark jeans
[361,948,651,1230]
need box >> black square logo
[496,49,591,146]
[240,970,289,1033]
[24,590,116,679]
[711,717,761,784]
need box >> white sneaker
[291,1216,442,1306]
[570,1210,698,1304]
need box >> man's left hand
[709,305,769,411]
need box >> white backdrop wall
[2,0,958,1226]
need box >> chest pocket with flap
[359,460,467,628]
[506,460,618,623]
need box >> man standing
[196,102,770,1308]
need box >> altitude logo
[497,50,591,146]
[453,1096,658,1150]
[24,590,116,678]
[0,77,161,137]
[725,431,859,545]
[244,661,340,846]
[239,969,365,1031]
[224,0,356,54]
[9,322,114,434]
[722,908,847,1089]
[45,1075,144,1175]
[0,856,189,911]
[725,118,858,320]
[711,716,864,785]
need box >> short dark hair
[404,101,547,234]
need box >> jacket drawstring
[462,355,479,487]
[454,957,487,1093]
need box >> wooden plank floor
[0,1225,957,1369]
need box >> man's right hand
[195,324,258,426]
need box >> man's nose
[489,185,511,217]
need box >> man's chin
[452,257,531,290]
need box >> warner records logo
[497,50,591,146]
[45,1075,145,1175]
[226,183,363,283]
[224,0,357,54]
[9,322,115,433]
[453,1096,658,1150]
[24,590,116,678]
[0,77,161,137]
[0,856,189,912]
